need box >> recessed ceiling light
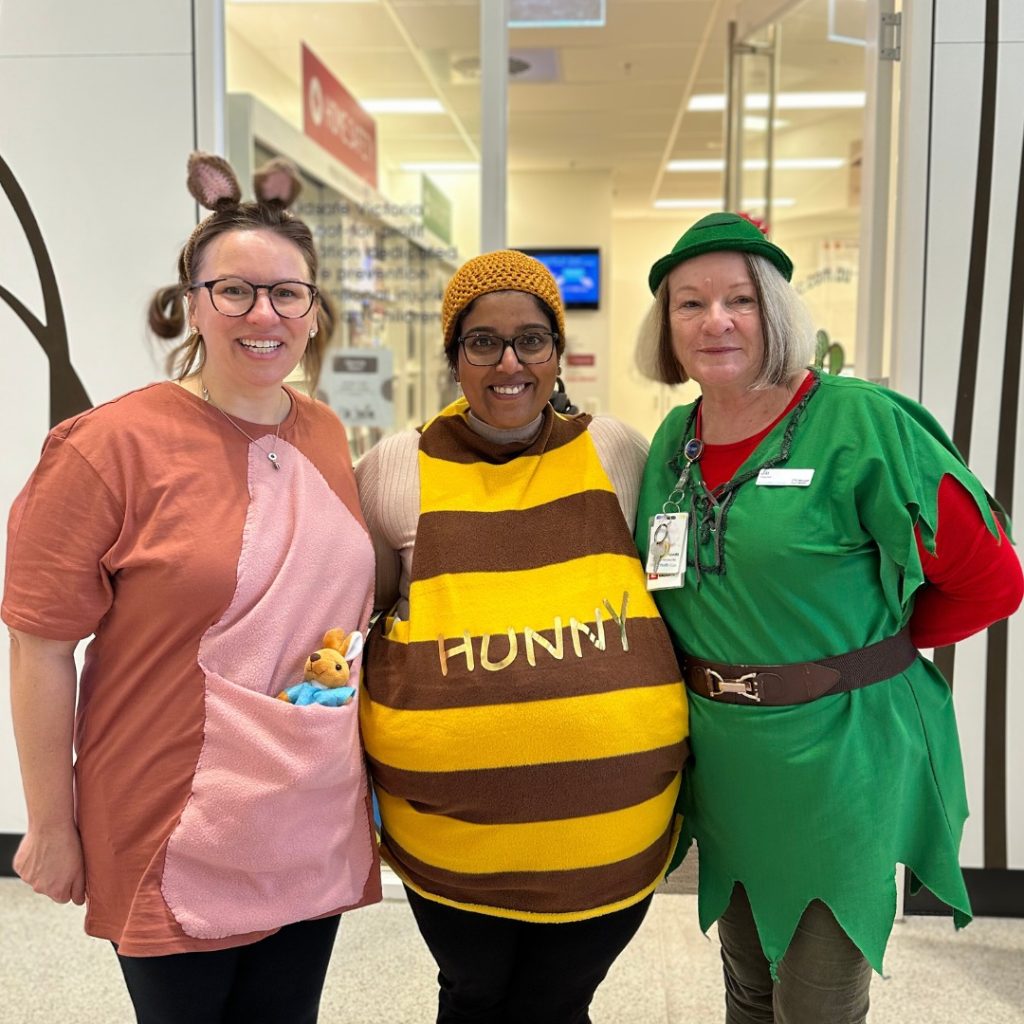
[361,98,445,115]
[667,157,845,172]
[688,91,866,112]
[400,162,480,173]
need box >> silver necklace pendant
[267,452,280,469]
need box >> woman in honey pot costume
[634,212,1023,1023]
[356,249,689,1023]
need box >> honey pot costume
[357,250,689,926]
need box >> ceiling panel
[225,0,868,220]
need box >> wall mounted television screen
[519,248,600,310]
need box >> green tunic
[636,371,1002,976]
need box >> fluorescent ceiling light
[654,199,722,210]
[400,162,479,173]
[667,157,845,172]
[743,115,788,132]
[689,91,866,112]
[741,197,796,207]
[361,98,445,114]
[509,0,605,27]
[654,197,796,210]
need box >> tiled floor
[1,877,1021,1023]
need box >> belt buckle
[705,669,762,702]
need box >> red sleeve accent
[910,475,1023,648]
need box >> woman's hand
[13,820,85,905]
[8,628,84,905]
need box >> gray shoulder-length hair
[634,253,815,388]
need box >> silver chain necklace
[201,380,289,470]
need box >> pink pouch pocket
[161,670,373,939]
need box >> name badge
[646,512,688,591]
[757,468,815,487]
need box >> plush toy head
[303,628,364,688]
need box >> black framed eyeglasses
[190,277,318,318]
[459,330,558,366]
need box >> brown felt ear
[254,157,303,209]
[187,152,242,211]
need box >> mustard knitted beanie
[441,249,566,350]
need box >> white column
[479,0,508,252]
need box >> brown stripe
[949,0,999,462]
[365,615,682,710]
[932,0,1001,795]
[369,741,689,824]
[420,406,590,465]
[982,92,1024,870]
[413,490,637,578]
[382,820,676,915]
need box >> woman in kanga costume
[634,211,1023,1023]
[4,153,379,1023]
[356,249,689,1024]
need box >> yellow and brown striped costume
[361,398,689,922]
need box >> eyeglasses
[191,277,318,318]
[459,330,558,366]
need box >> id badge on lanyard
[646,435,702,592]
[646,512,688,590]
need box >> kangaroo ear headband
[182,152,305,279]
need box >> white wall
[894,0,1024,873]
[508,171,613,415]
[0,0,215,834]
[607,210,863,441]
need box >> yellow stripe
[377,775,680,874]
[419,432,613,514]
[406,558,660,641]
[388,814,682,923]
[362,683,688,772]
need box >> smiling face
[666,250,765,397]
[456,291,559,430]
[188,228,317,399]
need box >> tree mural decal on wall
[0,152,91,427]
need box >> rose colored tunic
[3,382,380,956]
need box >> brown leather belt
[678,628,918,706]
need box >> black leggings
[114,915,340,1024]
[406,887,653,1024]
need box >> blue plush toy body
[276,628,363,707]
[278,681,356,707]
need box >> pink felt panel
[161,438,376,938]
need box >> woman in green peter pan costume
[634,212,1023,1024]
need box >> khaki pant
[716,885,873,1024]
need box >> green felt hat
[647,212,793,293]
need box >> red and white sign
[302,43,377,189]
[566,353,596,367]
